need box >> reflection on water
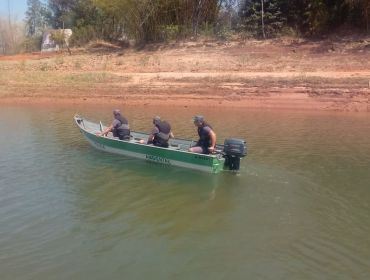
[0,105,370,280]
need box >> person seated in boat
[96,109,130,140]
[189,115,216,154]
[147,116,174,148]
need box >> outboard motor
[223,138,247,171]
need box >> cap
[193,115,204,123]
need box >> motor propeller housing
[223,138,247,171]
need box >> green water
[1,105,370,280]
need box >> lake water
[1,104,370,280]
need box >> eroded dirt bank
[0,38,369,111]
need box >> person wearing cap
[97,109,130,140]
[147,116,174,148]
[189,116,216,154]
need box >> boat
[74,115,247,173]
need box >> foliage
[50,30,66,46]
[240,0,285,38]
[305,0,330,34]
[25,0,50,36]
[4,0,370,55]
[48,0,76,28]
[0,16,26,55]
[69,25,98,46]
[20,35,43,52]
[92,0,221,43]
[346,0,370,31]
[41,0,370,44]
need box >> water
[1,104,370,279]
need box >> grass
[139,55,150,67]
[18,60,26,72]
[54,56,64,65]
[100,59,108,70]
[152,55,161,66]
[237,55,250,68]
[0,67,132,87]
[116,59,124,66]
[63,72,131,83]
[159,75,370,88]
[74,60,82,70]
[0,59,367,91]
[0,41,368,102]
[39,62,50,71]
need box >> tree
[48,0,76,28]
[25,0,49,36]
[0,16,25,54]
[191,0,219,36]
[346,0,370,32]
[304,0,329,34]
[240,0,284,38]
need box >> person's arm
[96,125,113,136]
[208,130,216,153]
[147,126,158,144]
[169,132,174,138]
[147,134,155,144]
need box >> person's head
[193,115,204,127]
[113,109,121,119]
[153,116,161,125]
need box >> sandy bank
[1,38,369,112]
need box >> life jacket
[113,115,130,140]
[153,120,171,147]
[197,123,212,149]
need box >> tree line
[1,0,369,54]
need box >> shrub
[70,25,98,47]
[161,25,179,41]
[50,30,66,46]
[20,35,43,52]
[39,62,50,71]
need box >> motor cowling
[223,138,247,171]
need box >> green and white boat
[74,115,247,173]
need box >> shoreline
[1,93,369,112]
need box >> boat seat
[168,146,181,150]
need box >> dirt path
[111,71,370,79]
